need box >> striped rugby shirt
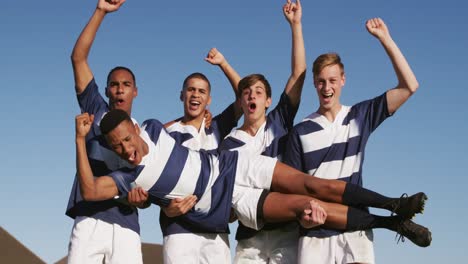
[66,79,140,234]
[219,92,298,240]
[110,119,238,233]
[284,93,391,237]
[160,104,238,235]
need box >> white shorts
[232,185,265,230]
[298,230,375,264]
[163,233,231,264]
[234,223,299,264]
[234,153,277,189]
[231,155,276,230]
[68,216,142,264]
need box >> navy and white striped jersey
[219,92,299,240]
[284,93,390,238]
[220,92,297,160]
[110,119,238,233]
[166,103,238,153]
[65,79,140,234]
[161,104,238,235]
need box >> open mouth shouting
[248,102,257,113]
[125,149,138,165]
[111,97,126,109]
[321,91,333,99]
[189,100,201,111]
[116,98,125,106]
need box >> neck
[317,103,342,122]
[181,114,204,131]
[240,115,266,136]
[139,134,150,161]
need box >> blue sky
[1,0,467,263]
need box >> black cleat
[388,192,428,219]
[396,219,432,247]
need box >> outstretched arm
[75,113,119,201]
[205,48,243,119]
[71,0,126,94]
[366,18,419,114]
[282,0,307,107]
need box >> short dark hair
[182,72,211,92]
[100,109,132,135]
[107,66,136,86]
[237,74,272,99]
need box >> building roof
[0,226,46,264]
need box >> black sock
[346,207,400,232]
[342,183,396,210]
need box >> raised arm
[75,113,118,201]
[282,0,307,107]
[366,18,419,114]
[205,48,243,119]
[71,0,126,94]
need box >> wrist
[290,21,302,28]
[95,6,109,16]
[378,34,393,44]
[218,61,229,69]
[76,136,86,144]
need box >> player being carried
[74,109,432,248]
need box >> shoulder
[294,115,324,135]
[142,119,164,129]
[141,119,165,138]
[352,93,387,110]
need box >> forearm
[71,8,106,63]
[76,137,99,200]
[218,60,241,96]
[71,8,107,92]
[290,22,307,78]
[284,22,307,106]
[380,35,419,93]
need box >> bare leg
[261,191,432,247]
[262,192,347,230]
[270,161,427,220]
[270,162,346,203]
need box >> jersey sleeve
[283,126,305,172]
[268,92,299,131]
[210,103,238,140]
[109,167,141,195]
[355,92,391,134]
[142,119,165,136]
[77,78,109,117]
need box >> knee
[305,177,336,197]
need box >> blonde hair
[312,53,344,78]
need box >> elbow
[70,51,86,65]
[81,189,97,202]
[290,68,307,85]
[399,79,419,95]
[70,54,81,65]
[292,67,307,80]
[409,80,419,94]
